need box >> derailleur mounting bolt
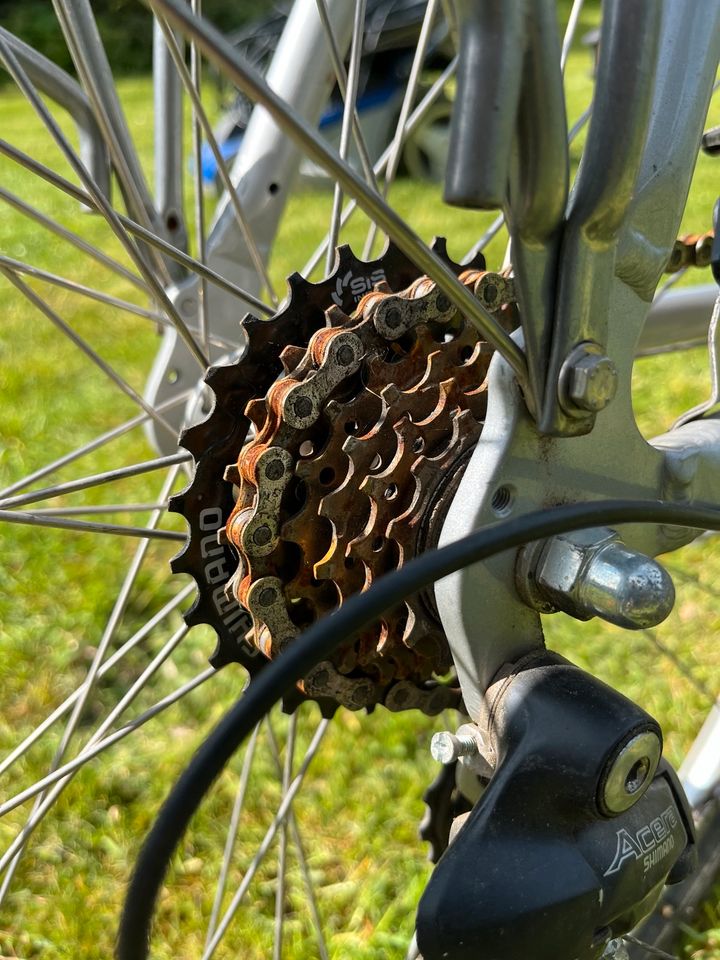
[561,341,618,415]
[601,729,662,815]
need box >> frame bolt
[562,342,618,414]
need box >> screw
[602,730,661,814]
[430,730,479,764]
[564,345,618,414]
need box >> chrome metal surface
[145,0,357,451]
[431,731,479,764]
[153,19,187,258]
[543,1,720,434]
[674,292,720,426]
[518,529,676,630]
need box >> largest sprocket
[170,241,514,715]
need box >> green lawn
[1,7,720,959]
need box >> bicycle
[3,2,712,953]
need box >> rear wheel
[0,1,719,958]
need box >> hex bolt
[431,730,480,764]
[561,342,618,415]
[518,529,676,630]
[601,939,630,960]
[601,730,661,815]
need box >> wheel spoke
[205,720,263,946]
[154,15,279,306]
[52,0,161,244]
[0,624,191,815]
[314,0,379,192]
[201,718,330,960]
[0,583,194,779]
[0,254,165,323]
[362,0,440,259]
[0,468,182,899]
[0,137,274,316]
[0,390,191,499]
[0,266,180,439]
[0,34,211,369]
[560,0,585,72]
[189,0,210,356]
[0,452,189,510]
[0,186,146,290]
[28,502,168,516]
[326,0,366,275]
[0,665,216,878]
[273,712,297,960]
[301,57,458,278]
[0,509,185,540]
[143,0,532,410]
[265,719,329,960]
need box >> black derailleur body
[416,652,697,960]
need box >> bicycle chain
[666,230,715,272]
[170,240,516,716]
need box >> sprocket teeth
[179,422,210,459]
[167,493,185,515]
[279,345,307,374]
[169,547,191,576]
[244,397,268,432]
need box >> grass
[0,7,720,959]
